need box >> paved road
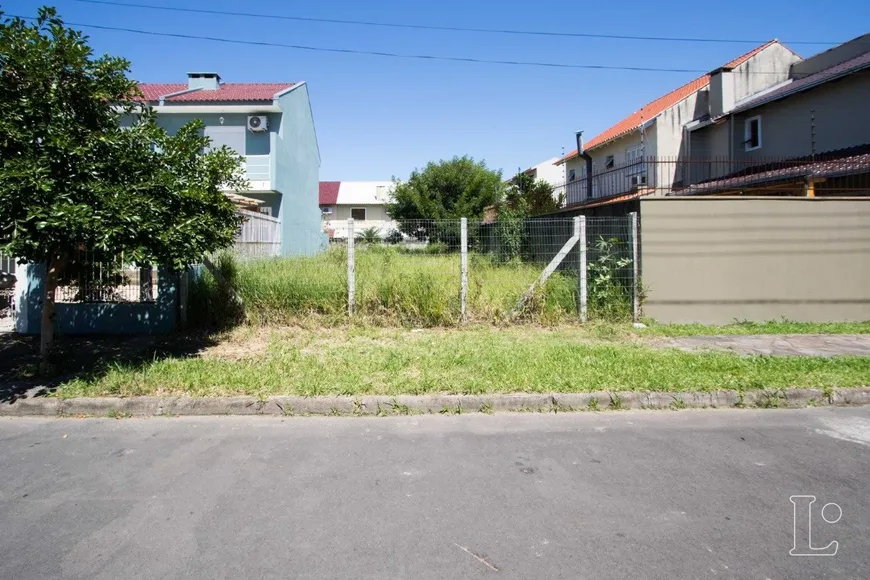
[1,409,869,579]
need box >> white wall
[322,204,396,239]
[524,157,564,187]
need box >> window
[625,145,644,175]
[744,116,762,151]
[260,207,273,217]
[568,169,576,182]
[350,208,367,221]
[321,206,333,215]
[605,155,615,170]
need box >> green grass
[641,320,870,337]
[56,326,870,398]
[190,247,598,327]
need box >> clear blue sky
[4,0,868,180]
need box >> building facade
[137,72,326,255]
[554,41,801,212]
[319,181,397,239]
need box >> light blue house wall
[15,264,177,335]
[274,84,327,255]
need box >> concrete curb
[0,388,865,417]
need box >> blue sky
[3,0,868,180]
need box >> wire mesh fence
[190,216,640,326]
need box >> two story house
[138,72,325,255]
[555,40,801,214]
[682,33,870,196]
[319,181,397,239]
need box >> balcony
[564,159,654,206]
[243,155,272,191]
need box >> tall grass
[189,246,598,327]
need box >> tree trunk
[39,255,62,369]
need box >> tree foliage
[504,172,564,217]
[387,156,503,231]
[0,8,246,361]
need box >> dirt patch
[198,328,272,360]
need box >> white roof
[336,181,395,205]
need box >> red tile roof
[136,83,187,101]
[557,41,780,163]
[137,83,296,103]
[319,181,341,205]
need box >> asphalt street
[1,408,869,579]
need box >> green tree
[0,8,245,365]
[505,172,564,216]
[387,156,503,239]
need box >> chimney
[187,72,221,91]
[708,66,735,118]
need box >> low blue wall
[16,264,177,335]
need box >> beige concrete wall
[641,197,870,324]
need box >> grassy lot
[190,247,627,327]
[56,325,870,398]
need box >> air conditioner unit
[247,115,268,132]
[629,175,647,187]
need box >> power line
[8,15,722,73]
[70,0,843,46]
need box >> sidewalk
[663,334,870,357]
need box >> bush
[187,253,246,328]
[587,236,633,320]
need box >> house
[554,40,801,214]
[519,157,565,189]
[137,72,325,255]
[319,181,397,239]
[680,33,870,196]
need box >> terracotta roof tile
[136,83,187,101]
[319,181,341,205]
[558,41,779,163]
[137,82,296,103]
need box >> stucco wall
[733,71,870,162]
[16,265,177,335]
[151,112,276,156]
[275,84,328,255]
[323,205,396,238]
[732,44,802,103]
[641,197,870,324]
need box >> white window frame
[350,207,367,221]
[744,115,762,151]
[625,145,644,175]
[568,168,576,182]
[605,155,615,170]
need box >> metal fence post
[629,211,639,323]
[460,217,468,323]
[139,266,153,302]
[577,216,587,323]
[347,218,355,316]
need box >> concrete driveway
[1,409,869,579]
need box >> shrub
[587,236,633,320]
